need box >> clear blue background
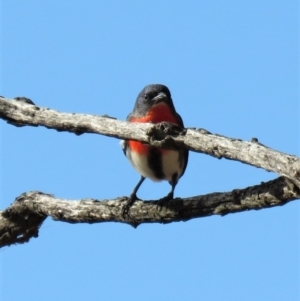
[1,1,299,300]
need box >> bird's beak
[152,92,167,104]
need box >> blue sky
[1,1,299,300]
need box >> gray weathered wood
[1,97,299,185]
[0,96,299,248]
[0,177,299,248]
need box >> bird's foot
[157,192,174,207]
[122,194,140,217]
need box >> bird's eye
[144,94,149,100]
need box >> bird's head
[132,84,175,117]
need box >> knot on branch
[147,122,187,149]
[14,97,35,106]
[1,192,48,248]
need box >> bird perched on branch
[121,84,188,214]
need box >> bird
[121,84,188,214]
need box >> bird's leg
[158,182,176,206]
[122,176,145,216]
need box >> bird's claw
[157,192,174,207]
[122,194,139,218]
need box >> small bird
[121,84,188,213]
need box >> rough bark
[1,97,299,186]
[1,177,299,248]
[0,96,299,248]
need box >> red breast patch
[130,103,180,124]
[128,103,180,154]
[128,140,150,154]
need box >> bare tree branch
[0,96,299,248]
[0,177,299,248]
[1,97,299,185]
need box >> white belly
[129,149,183,183]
